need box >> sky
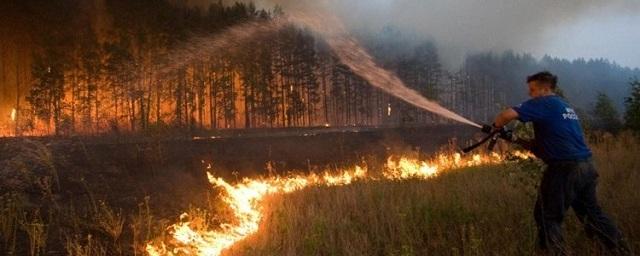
[539,8,640,68]
[194,0,640,69]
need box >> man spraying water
[492,71,630,255]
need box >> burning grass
[228,163,540,255]
[1,133,638,255]
[224,134,640,255]
[145,152,533,255]
[147,133,640,256]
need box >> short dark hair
[527,71,557,89]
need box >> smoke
[288,12,482,127]
[190,0,640,68]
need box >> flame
[146,151,532,256]
[10,108,17,122]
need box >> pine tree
[624,79,640,132]
[27,47,67,135]
[592,92,622,134]
[103,39,135,130]
[78,26,102,132]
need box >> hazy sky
[198,0,640,68]
[540,7,640,68]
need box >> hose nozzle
[462,124,516,153]
[481,124,493,134]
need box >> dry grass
[131,196,168,256]
[64,234,107,256]
[228,134,640,255]
[1,134,638,255]
[0,139,166,255]
[94,200,125,252]
[20,210,48,256]
[0,194,21,253]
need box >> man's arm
[493,108,519,128]
[493,108,539,154]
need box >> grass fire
[145,151,529,256]
[1,0,640,256]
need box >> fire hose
[461,124,518,153]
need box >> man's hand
[493,108,519,128]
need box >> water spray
[152,12,483,129]
[287,13,482,128]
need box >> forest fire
[10,108,17,122]
[145,151,532,256]
[1,0,638,255]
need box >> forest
[1,0,639,136]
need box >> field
[0,131,638,255]
[230,134,640,255]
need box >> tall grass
[0,139,164,255]
[1,134,638,255]
[228,134,640,255]
[0,194,21,253]
[20,210,48,256]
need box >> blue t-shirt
[512,95,592,162]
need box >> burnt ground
[1,124,476,212]
[0,125,477,254]
[2,124,475,173]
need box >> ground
[228,134,640,255]
[0,130,638,255]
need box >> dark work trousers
[534,159,628,255]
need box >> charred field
[0,125,471,255]
[1,126,638,255]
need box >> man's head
[526,71,557,98]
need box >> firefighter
[492,71,630,255]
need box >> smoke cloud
[188,0,640,68]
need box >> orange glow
[145,151,532,256]
[10,108,16,122]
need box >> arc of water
[154,13,481,128]
[287,13,481,128]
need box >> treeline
[459,51,640,133]
[462,52,639,110]
[2,0,639,136]
[6,0,447,136]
